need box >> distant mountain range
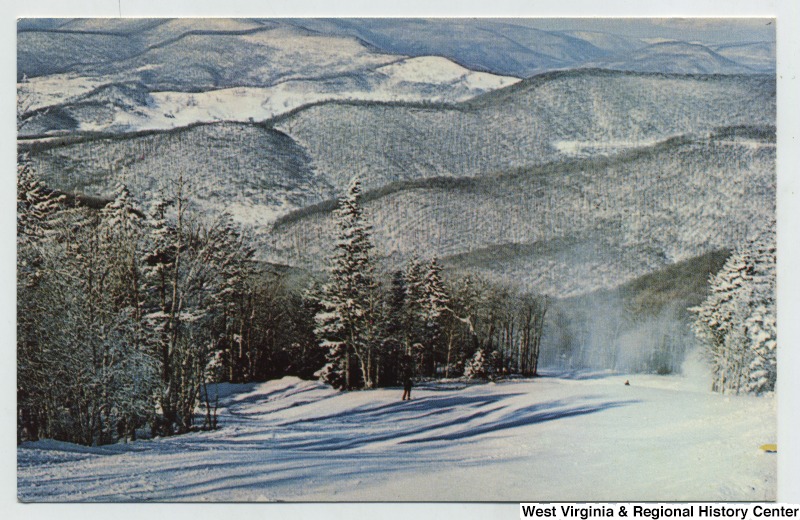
[22,68,776,298]
[18,18,775,138]
[17,18,776,81]
[595,41,759,75]
[284,19,775,76]
[17,18,776,304]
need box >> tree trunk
[445,333,454,379]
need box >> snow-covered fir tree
[385,269,407,343]
[202,213,256,383]
[464,349,489,380]
[99,185,146,317]
[402,256,425,352]
[417,257,450,376]
[422,257,449,333]
[17,155,63,245]
[745,305,776,394]
[315,177,380,389]
[691,225,776,395]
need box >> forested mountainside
[23,70,775,264]
[269,132,774,296]
[275,71,774,194]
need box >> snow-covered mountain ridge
[286,19,775,77]
[592,40,756,75]
[18,56,519,137]
[17,18,775,139]
[268,132,774,297]
[22,69,775,300]
[18,18,775,83]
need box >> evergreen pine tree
[403,257,425,353]
[692,225,776,395]
[97,185,157,441]
[464,349,489,380]
[386,270,407,342]
[743,227,777,394]
[418,257,449,376]
[314,178,380,389]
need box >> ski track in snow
[17,374,776,502]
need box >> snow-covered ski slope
[18,366,775,502]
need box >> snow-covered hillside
[18,56,519,137]
[268,135,775,296]
[18,368,775,502]
[273,71,775,197]
[21,71,776,303]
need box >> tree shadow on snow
[276,392,525,428]
[286,406,507,451]
[400,398,639,444]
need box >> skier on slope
[401,355,414,401]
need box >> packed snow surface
[18,370,775,502]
